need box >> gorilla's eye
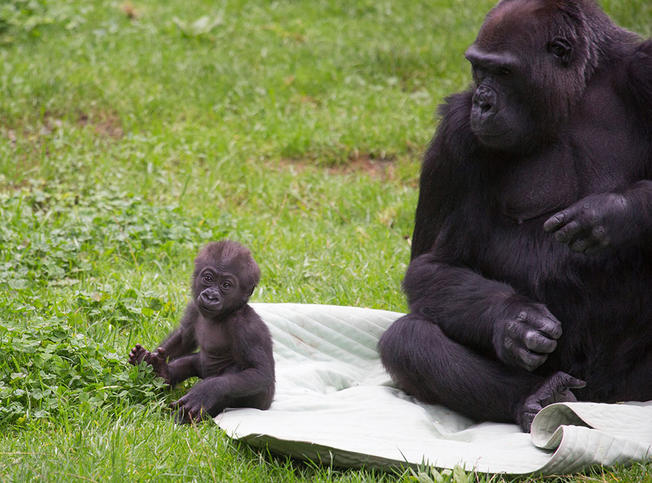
[548,38,571,61]
[497,67,511,76]
[221,280,233,290]
[202,273,214,283]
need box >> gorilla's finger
[516,348,548,371]
[570,237,596,253]
[519,311,562,340]
[554,220,583,243]
[525,331,557,353]
[552,372,586,391]
[543,211,568,232]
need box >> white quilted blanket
[215,303,652,474]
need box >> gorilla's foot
[517,371,586,432]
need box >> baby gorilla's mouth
[198,292,222,313]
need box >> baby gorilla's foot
[517,371,586,432]
[128,344,150,365]
[144,347,171,385]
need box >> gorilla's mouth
[473,128,508,138]
[198,294,222,313]
[472,128,512,147]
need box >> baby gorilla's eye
[221,280,233,290]
[202,273,214,283]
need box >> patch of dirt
[275,151,400,181]
[2,109,124,143]
[77,111,124,139]
[119,2,141,20]
[329,151,397,179]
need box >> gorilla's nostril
[473,85,497,113]
[201,290,220,302]
[479,100,492,112]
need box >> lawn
[0,0,650,481]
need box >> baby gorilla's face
[191,240,260,320]
[195,263,247,318]
[197,267,242,317]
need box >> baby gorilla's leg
[128,344,171,384]
[128,344,150,365]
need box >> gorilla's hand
[493,298,562,371]
[543,193,634,254]
[170,378,222,424]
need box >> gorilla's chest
[497,149,579,224]
[195,318,234,375]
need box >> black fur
[129,240,275,423]
[379,0,652,432]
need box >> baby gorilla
[128,240,274,423]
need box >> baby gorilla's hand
[170,380,217,424]
[170,378,225,424]
[143,347,171,384]
[171,394,208,424]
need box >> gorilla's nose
[200,289,221,303]
[473,85,497,112]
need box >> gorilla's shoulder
[432,90,477,154]
[437,90,473,125]
[626,40,652,99]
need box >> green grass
[0,0,650,481]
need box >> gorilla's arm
[408,96,561,371]
[541,42,650,252]
[404,253,561,372]
[126,302,201,385]
[127,303,199,378]
[623,39,652,127]
[544,41,652,255]
[411,92,478,259]
[171,309,274,422]
[157,302,199,360]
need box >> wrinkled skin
[128,240,275,424]
[379,0,652,431]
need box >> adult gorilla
[379,0,651,432]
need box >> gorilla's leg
[379,314,583,430]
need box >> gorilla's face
[465,0,584,153]
[192,241,259,319]
[465,43,532,151]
